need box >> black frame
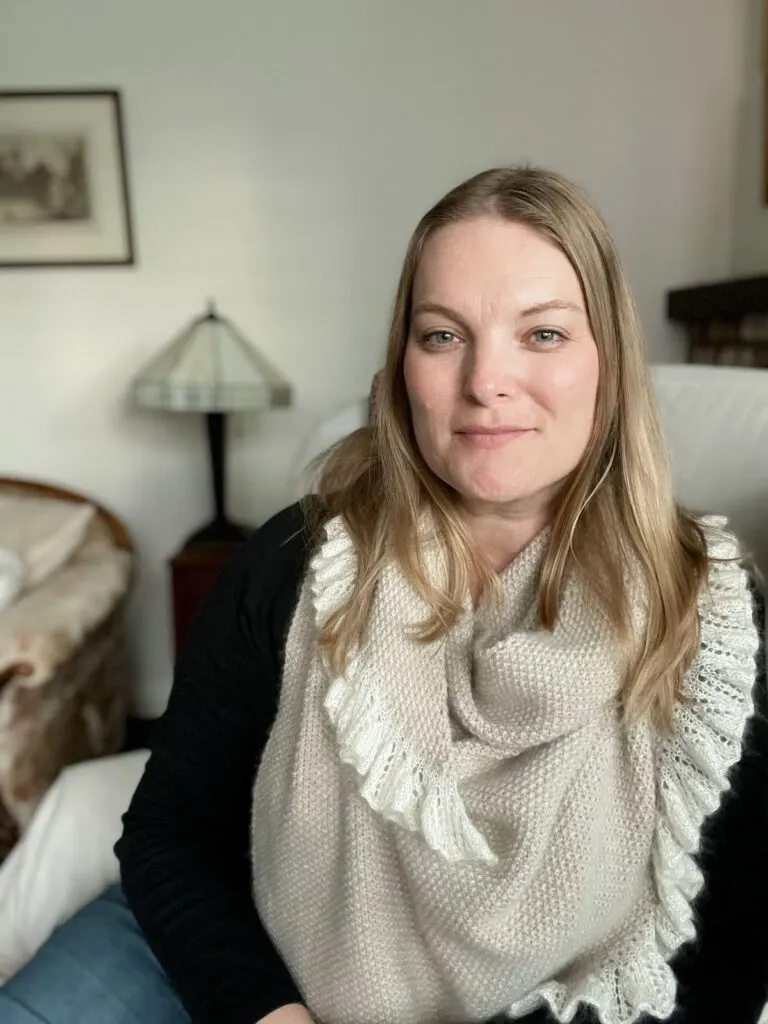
[0,89,135,268]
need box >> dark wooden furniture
[127,537,246,751]
[169,540,243,657]
[667,275,768,367]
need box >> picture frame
[764,0,768,204]
[0,90,134,268]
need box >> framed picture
[0,90,134,268]
[765,0,768,204]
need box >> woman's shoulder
[696,512,746,560]
[693,514,758,628]
[691,513,758,703]
[672,519,768,1013]
[204,501,316,662]
[241,500,313,573]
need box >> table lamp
[131,301,292,547]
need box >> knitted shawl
[251,514,757,1024]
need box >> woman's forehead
[412,218,585,319]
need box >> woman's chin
[451,475,533,508]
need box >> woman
[1,167,765,1024]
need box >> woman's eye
[529,328,565,346]
[423,330,458,348]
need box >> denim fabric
[0,885,189,1023]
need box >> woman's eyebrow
[411,301,472,332]
[518,299,585,318]
[411,298,585,327]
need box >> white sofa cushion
[0,750,148,984]
[651,364,768,577]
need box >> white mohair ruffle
[310,521,496,863]
[309,514,758,1024]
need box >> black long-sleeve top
[115,502,768,1024]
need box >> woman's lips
[455,427,533,449]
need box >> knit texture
[251,514,757,1024]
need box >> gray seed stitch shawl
[251,514,757,1024]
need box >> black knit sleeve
[115,502,310,1024]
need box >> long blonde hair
[309,166,708,733]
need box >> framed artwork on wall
[765,0,768,204]
[0,90,134,268]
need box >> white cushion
[0,750,148,984]
[292,399,369,498]
[651,365,768,577]
[0,495,95,590]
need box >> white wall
[732,0,768,273]
[0,0,749,715]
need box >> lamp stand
[182,412,254,548]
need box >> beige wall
[0,0,750,713]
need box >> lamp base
[182,516,254,549]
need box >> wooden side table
[169,541,243,657]
[125,538,245,750]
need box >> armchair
[0,479,133,860]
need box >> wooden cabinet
[667,275,768,366]
[169,541,242,657]
[125,539,245,749]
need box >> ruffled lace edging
[309,516,497,864]
[506,515,759,1024]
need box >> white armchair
[651,364,768,579]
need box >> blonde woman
[1,168,765,1024]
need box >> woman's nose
[462,340,518,404]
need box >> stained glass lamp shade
[131,302,292,546]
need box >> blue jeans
[0,885,189,1023]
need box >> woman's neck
[461,501,552,574]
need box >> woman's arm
[116,504,310,1024]
[669,594,768,1022]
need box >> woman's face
[403,216,600,513]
